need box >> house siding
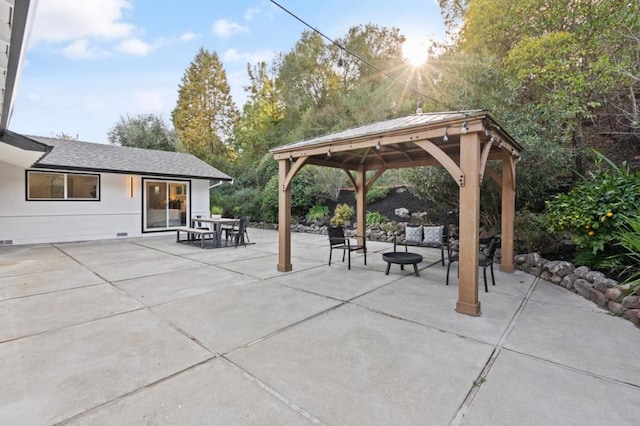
[0,161,212,245]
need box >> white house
[0,1,233,245]
[0,132,233,245]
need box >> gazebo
[271,110,522,316]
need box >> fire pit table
[382,252,423,277]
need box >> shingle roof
[272,110,486,152]
[28,135,232,181]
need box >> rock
[395,208,410,218]
[605,287,625,301]
[540,271,553,282]
[573,266,590,279]
[621,295,640,309]
[561,274,578,290]
[589,289,608,306]
[585,271,605,283]
[623,309,640,325]
[594,277,618,292]
[635,286,640,296]
[607,301,627,315]
[514,254,527,265]
[525,253,543,268]
[574,279,592,298]
[543,260,574,278]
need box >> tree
[235,62,285,169]
[171,48,239,168]
[107,114,177,151]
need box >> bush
[514,209,565,256]
[365,185,391,204]
[306,205,330,223]
[261,168,320,223]
[544,152,640,256]
[366,211,387,226]
[610,214,640,289]
[330,203,354,226]
[210,205,224,215]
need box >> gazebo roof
[272,110,522,171]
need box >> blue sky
[10,0,447,144]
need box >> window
[27,171,99,200]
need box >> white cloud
[223,48,275,64]
[132,89,172,114]
[61,39,103,60]
[115,38,155,56]
[30,0,135,45]
[179,31,199,41]
[212,19,248,38]
[244,6,260,21]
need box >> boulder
[594,277,618,293]
[607,301,627,315]
[589,289,608,306]
[573,279,592,298]
[585,271,605,283]
[561,274,578,290]
[543,260,574,278]
[573,266,590,279]
[623,309,640,325]
[605,287,625,302]
[621,295,640,309]
[395,207,410,218]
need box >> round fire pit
[382,252,423,277]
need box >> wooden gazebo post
[356,165,367,249]
[500,150,516,272]
[277,159,292,272]
[457,131,481,316]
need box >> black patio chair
[224,218,247,248]
[328,226,366,270]
[446,237,499,292]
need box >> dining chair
[446,237,499,292]
[327,226,366,270]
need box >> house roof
[25,134,233,181]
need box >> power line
[269,0,468,116]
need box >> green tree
[235,62,285,169]
[107,114,177,151]
[171,48,239,168]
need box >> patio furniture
[446,237,500,292]
[224,218,247,248]
[328,226,366,270]
[176,227,216,248]
[394,224,448,266]
[382,251,423,277]
[189,217,241,248]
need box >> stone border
[514,253,640,327]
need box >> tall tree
[107,114,177,151]
[171,48,239,168]
[235,62,285,168]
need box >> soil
[326,186,457,225]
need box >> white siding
[0,162,211,245]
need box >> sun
[403,38,427,68]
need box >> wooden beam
[283,157,308,191]
[485,165,502,187]
[356,165,367,250]
[414,140,465,187]
[456,132,481,316]
[277,160,292,272]
[479,140,493,184]
[343,168,357,189]
[500,151,516,273]
[366,167,387,191]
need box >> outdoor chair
[328,226,366,270]
[446,237,499,292]
[224,219,246,248]
[242,216,251,243]
[193,215,209,230]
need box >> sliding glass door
[144,180,188,231]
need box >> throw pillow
[422,225,444,246]
[405,225,423,243]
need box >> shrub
[210,205,224,215]
[610,215,640,289]
[366,211,387,226]
[544,152,640,256]
[330,203,354,226]
[514,209,564,255]
[365,185,391,204]
[261,168,320,223]
[306,205,330,223]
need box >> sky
[10,0,447,144]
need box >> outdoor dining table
[191,217,240,248]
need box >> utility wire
[269,0,468,116]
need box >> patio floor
[1,228,639,425]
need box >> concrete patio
[1,228,638,425]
